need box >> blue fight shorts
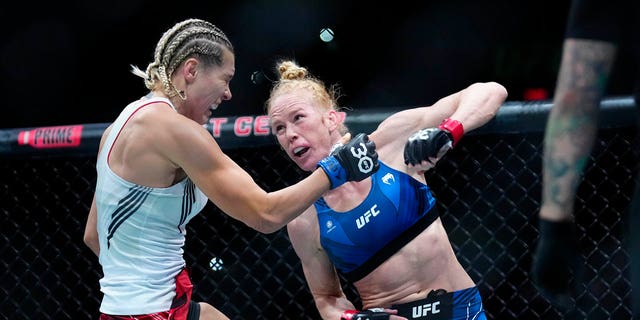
[391,286,486,320]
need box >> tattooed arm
[540,38,618,222]
[531,38,618,308]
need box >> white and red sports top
[95,96,208,315]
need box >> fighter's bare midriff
[354,218,475,309]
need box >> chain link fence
[1,99,638,319]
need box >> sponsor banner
[0,97,635,157]
[207,115,277,149]
[209,115,272,138]
[18,125,83,149]
[0,116,289,157]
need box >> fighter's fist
[403,118,463,168]
[318,133,379,189]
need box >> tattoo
[541,39,617,216]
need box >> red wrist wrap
[438,118,464,146]
[341,310,357,320]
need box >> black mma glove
[404,118,464,166]
[341,308,390,320]
[531,218,583,310]
[317,133,379,189]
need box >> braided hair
[131,18,234,99]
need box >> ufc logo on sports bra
[412,301,440,318]
[355,204,380,229]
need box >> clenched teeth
[293,146,308,156]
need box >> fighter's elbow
[248,216,284,234]
[477,81,508,102]
[478,82,508,117]
[492,82,509,101]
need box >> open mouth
[293,146,309,157]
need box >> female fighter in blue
[266,60,507,319]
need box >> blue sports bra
[314,161,438,282]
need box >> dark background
[1,2,638,319]
[0,0,635,129]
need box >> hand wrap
[341,308,390,320]
[317,133,379,189]
[403,118,463,166]
[531,218,583,309]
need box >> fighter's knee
[198,302,229,320]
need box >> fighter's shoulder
[99,124,114,150]
[129,103,204,140]
[130,101,180,123]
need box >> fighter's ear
[326,109,345,131]
[182,58,200,82]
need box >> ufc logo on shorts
[412,301,440,318]
[350,142,374,174]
